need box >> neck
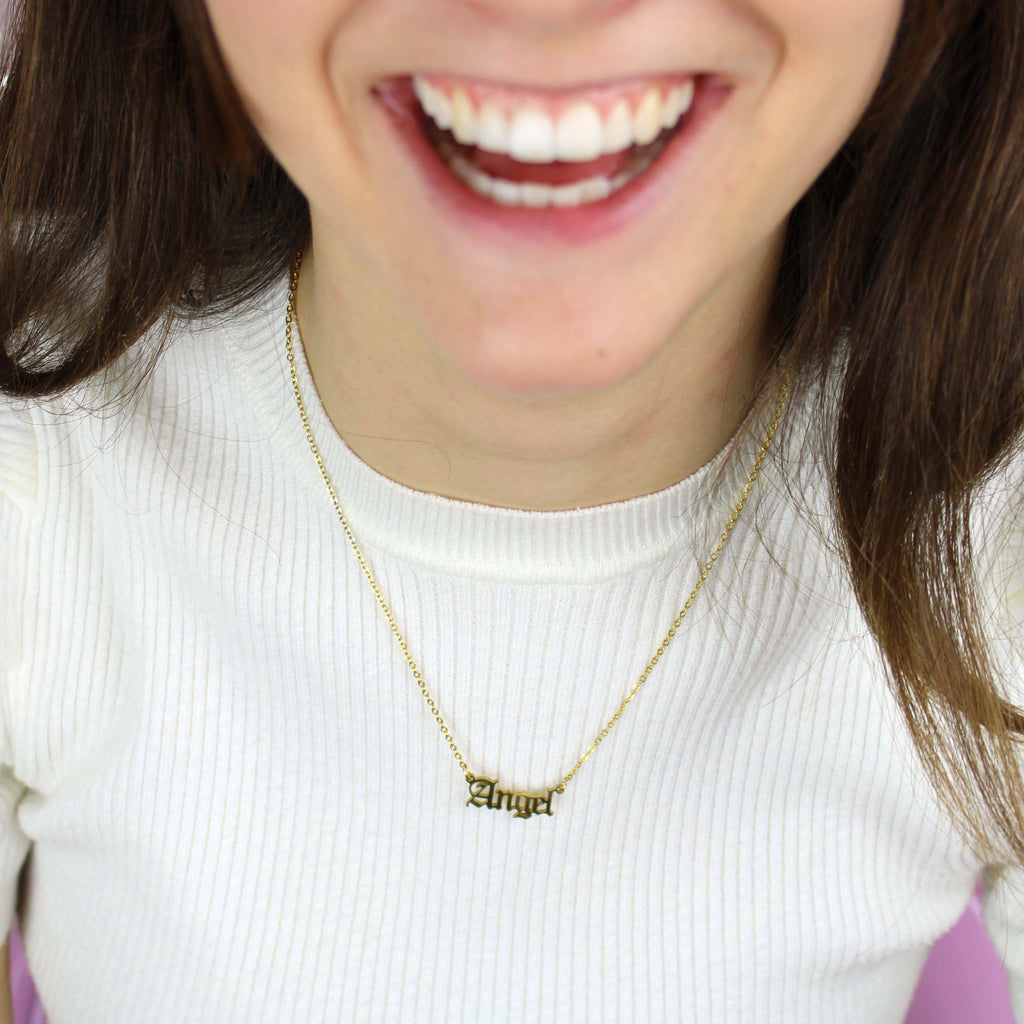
[296,234,781,512]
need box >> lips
[371,73,731,244]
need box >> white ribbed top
[1,273,1022,1023]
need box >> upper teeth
[412,75,695,164]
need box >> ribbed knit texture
[0,274,1022,1023]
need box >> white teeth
[412,74,695,163]
[602,99,633,154]
[519,182,552,208]
[475,102,508,151]
[450,88,475,145]
[450,153,494,198]
[431,89,453,130]
[491,178,524,205]
[633,87,663,146]
[662,80,695,128]
[412,74,430,113]
[506,109,558,163]
[577,176,613,203]
[551,182,591,208]
[413,75,452,129]
[555,102,605,162]
[437,138,662,209]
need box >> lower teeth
[436,137,667,209]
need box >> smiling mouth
[390,72,706,209]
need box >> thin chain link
[284,253,790,795]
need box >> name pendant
[466,775,557,819]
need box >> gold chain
[285,253,790,817]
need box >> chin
[445,321,659,395]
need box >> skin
[204,0,904,510]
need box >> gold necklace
[285,254,789,820]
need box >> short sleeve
[976,448,1024,1017]
[0,402,38,943]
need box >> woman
[0,0,1023,1020]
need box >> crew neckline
[226,272,785,583]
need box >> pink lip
[371,75,731,248]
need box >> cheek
[202,0,371,189]
[202,0,353,121]
[768,0,905,87]
[761,0,905,45]
[738,0,904,193]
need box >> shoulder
[1,273,290,502]
[0,396,40,521]
[976,446,1024,596]
[973,444,1024,685]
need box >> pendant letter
[466,775,556,819]
[467,775,498,809]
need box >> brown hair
[3,0,1024,871]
